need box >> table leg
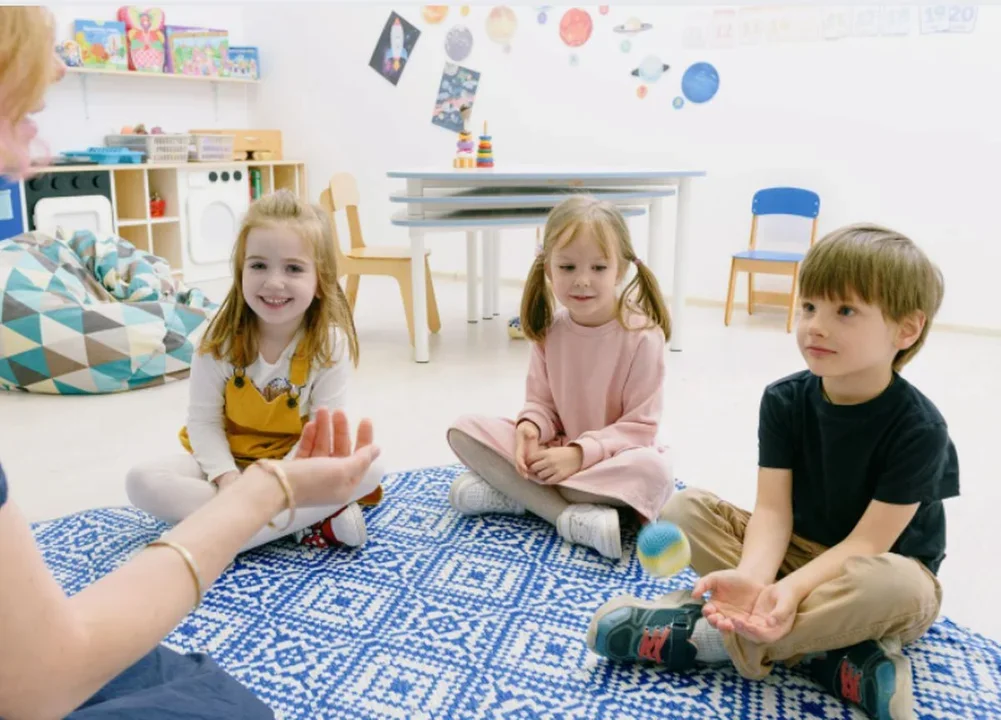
[410,229,430,362]
[671,177,694,352]
[647,195,666,287]
[482,231,493,319]
[466,231,479,323]
[491,229,501,316]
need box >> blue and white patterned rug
[33,465,1001,719]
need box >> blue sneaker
[587,590,704,670]
[805,640,901,719]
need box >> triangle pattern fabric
[81,308,124,334]
[89,366,128,393]
[88,327,143,357]
[124,324,165,356]
[20,268,57,290]
[44,307,86,334]
[53,379,88,395]
[84,335,131,367]
[1,231,217,394]
[40,314,84,346]
[0,325,40,356]
[1,293,37,323]
[174,306,209,336]
[163,330,187,354]
[44,347,89,377]
[51,368,100,394]
[134,352,167,379]
[5,268,42,293]
[164,354,193,375]
[122,303,162,326]
[0,358,16,386]
[7,290,45,312]
[5,313,43,344]
[24,378,59,394]
[44,337,90,367]
[8,349,50,386]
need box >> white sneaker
[449,472,525,516]
[556,504,621,559]
[327,502,367,547]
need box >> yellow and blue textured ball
[637,521,691,577]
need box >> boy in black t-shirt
[586,224,958,719]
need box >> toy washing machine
[178,166,250,283]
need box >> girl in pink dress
[447,195,675,559]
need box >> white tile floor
[2,276,998,643]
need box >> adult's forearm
[40,466,285,719]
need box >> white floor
[2,276,998,643]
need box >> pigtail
[619,258,671,342]
[519,255,554,343]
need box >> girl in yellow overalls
[125,190,383,552]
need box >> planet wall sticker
[632,55,669,83]
[445,25,474,62]
[486,5,518,52]
[560,8,593,47]
[632,55,669,99]
[536,5,553,24]
[681,62,720,104]
[421,6,448,24]
[614,17,653,35]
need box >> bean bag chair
[0,230,216,394]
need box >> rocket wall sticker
[369,11,421,86]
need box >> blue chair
[724,187,821,332]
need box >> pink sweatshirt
[517,309,666,468]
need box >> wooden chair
[319,173,441,347]
[724,187,820,333]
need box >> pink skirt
[449,414,674,522]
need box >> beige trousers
[661,489,942,688]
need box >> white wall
[36,3,252,156]
[260,5,996,331]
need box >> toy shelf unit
[5,160,307,283]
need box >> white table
[387,167,706,363]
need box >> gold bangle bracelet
[147,539,204,608]
[255,459,296,532]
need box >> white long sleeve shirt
[184,330,350,480]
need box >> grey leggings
[447,428,624,526]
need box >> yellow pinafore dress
[178,341,383,505]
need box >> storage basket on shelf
[190,134,236,162]
[105,133,191,163]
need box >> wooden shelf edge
[66,66,259,85]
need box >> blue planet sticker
[681,62,719,104]
[673,96,685,109]
[620,39,631,53]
